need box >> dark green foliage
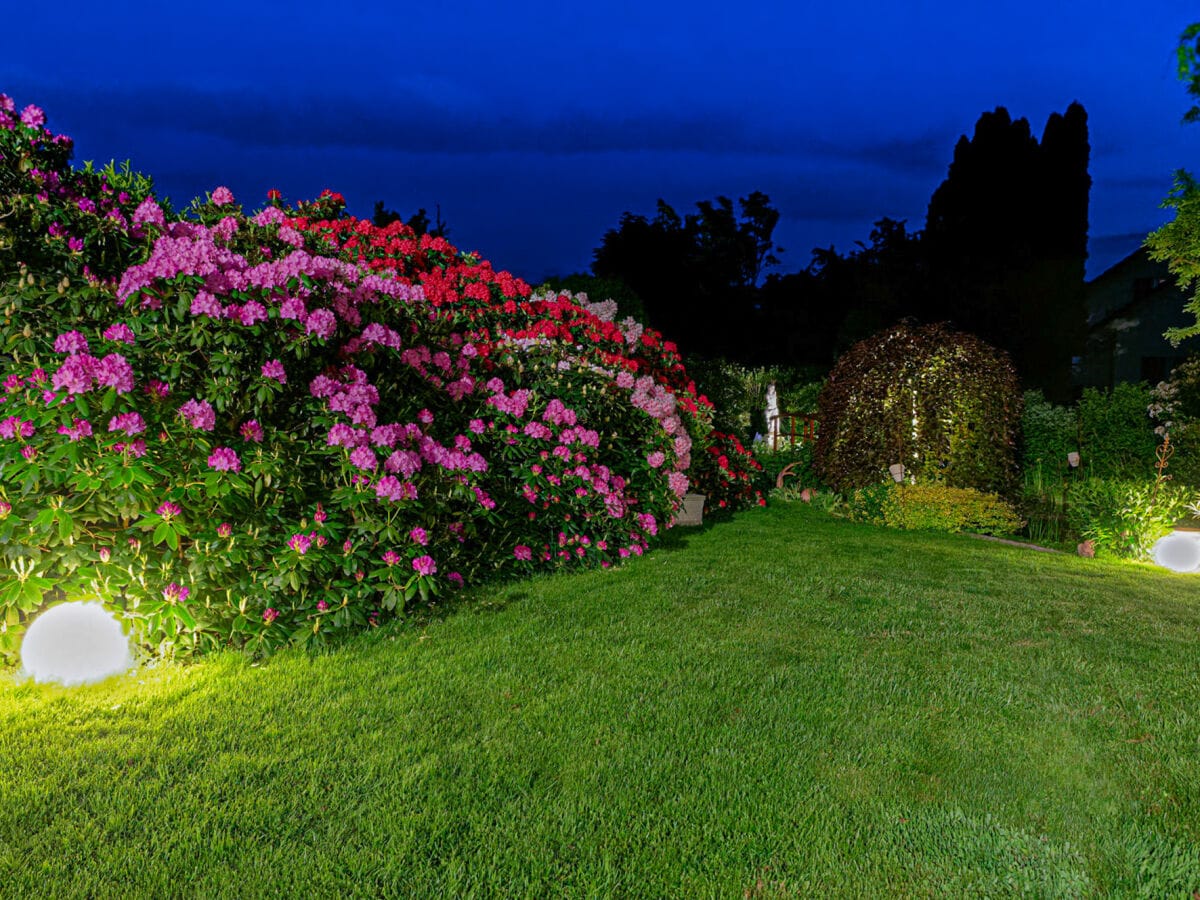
[815,322,1022,495]
[1078,384,1158,478]
[1020,390,1078,474]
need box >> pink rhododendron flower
[412,555,437,576]
[288,533,312,554]
[114,439,147,458]
[103,323,136,344]
[260,359,286,383]
[163,583,189,603]
[180,398,216,431]
[646,450,665,469]
[157,501,182,518]
[240,420,264,442]
[190,291,225,318]
[232,301,268,326]
[263,607,279,624]
[94,354,135,393]
[637,513,659,537]
[447,572,464,587]
[132,197,165,228]
[53,331,89,355]
[375,476,417,502]
[217,522,233,538]
[317,600,330,612]
[145,380,170,399]
[57,418,92,441]
[98,547,111,563]
[513,545,532,561]
[279,297,307,321]
[107,412,145,435]
[409,526,428,545]
[348,446,378,470]
[382,550,401,566]
[210,185,235,206]
[20,104,45,128]
[208,447,241,472]
[51,355,95,396]
[0,416,34,439]
[305,308,337,339]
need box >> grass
[2,502,1200,897]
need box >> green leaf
[172,603,197,630]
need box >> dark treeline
[587,102,1091,403]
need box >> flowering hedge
[0,94,761,661]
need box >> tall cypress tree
[924,104,1090,402]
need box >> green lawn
[2,503,1200,897]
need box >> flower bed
[0,93,761,660]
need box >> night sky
[4,1,1197,283]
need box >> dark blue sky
[5,2,1197,283]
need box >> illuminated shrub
[815,321,1022,495]
[844,483,1023,535]
[1065,479,1196,559]
[0,94,760,661]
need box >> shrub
[815,321,1022,495]
[1149,355,1200,487]
[1020,390,1078,474]
[0,93,763,662]
[844,483,1023,535]
[1065,478,1197,559]
[1077,384,1157,478]
[686,431,766,516]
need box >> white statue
[765,381,781,447]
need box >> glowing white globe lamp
[21,601,133,686]
[1151,530,1200,573]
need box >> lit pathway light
[1151,530,1200,573]
[21,602,133,686]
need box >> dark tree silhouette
[591,193,782,358]
[371,200,450,238]
[924,103,1090,402]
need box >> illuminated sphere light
[1151,531,1200,574]
[21,601,133,686]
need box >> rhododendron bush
[0,94,762,660]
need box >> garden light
[20,601,133,686]
[889,463,905,483]
[1151,530,1200,573]
[1067,452,1080,468]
